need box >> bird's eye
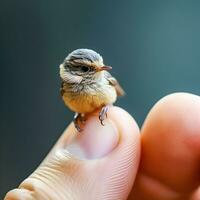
[80,66,90,72]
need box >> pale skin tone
[4,93,200,200]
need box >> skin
[4,93,200,200]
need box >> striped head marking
[59,49,112,84]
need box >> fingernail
[66,117,119,159]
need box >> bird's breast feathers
[61,82,117,113]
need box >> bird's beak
[96,65,112,72]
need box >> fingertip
[137,92,200,194]
[56,106,141,161]
[55,106,141,199]
[143,92,200,155]
[66,115,119,159]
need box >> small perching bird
[59,49,125,131]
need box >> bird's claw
[74,106,109,131]
[99,105,109,126]
[74,113,85,132]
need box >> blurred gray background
[1,0,200,198]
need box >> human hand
[4,93,200,200]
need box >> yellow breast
[62,85,117,113]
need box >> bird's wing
[105,71,125,96]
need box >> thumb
[5,106,141,200]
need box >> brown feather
[105,72,125,96]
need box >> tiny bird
[59,49,125,131]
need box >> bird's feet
[74,113,86,132]
[99,105,109,125]
[74,106,109,131]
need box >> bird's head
[59,49,112,84]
